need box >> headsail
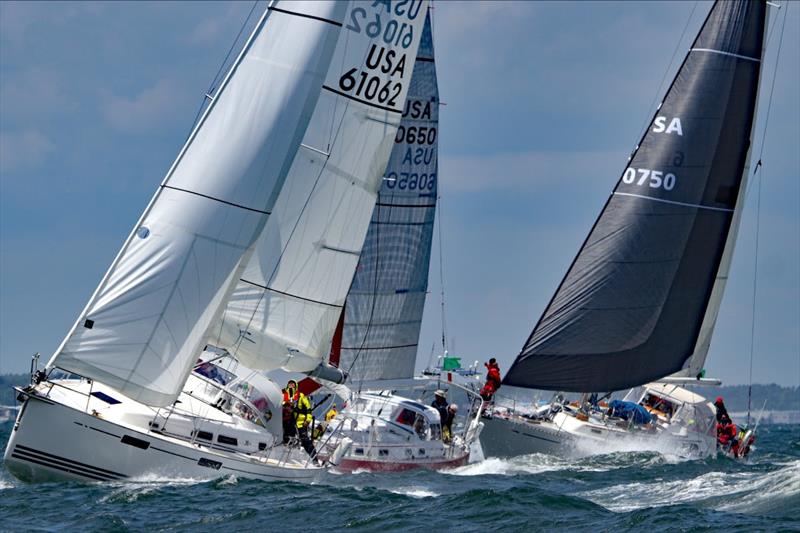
[214,1,430,375]
[49,2,348,407]
[339,12,439,383]
[504,0,767,392]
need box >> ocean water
[0,421,797,532]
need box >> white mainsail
[48,2,348,407]
[212,1,430,375]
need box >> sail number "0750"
[622,167,676,191]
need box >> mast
[503,0,768,392]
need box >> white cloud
[0,129,55,173]
[101,78,183,134]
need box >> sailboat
[310,12,484,472]
[4,0,429,483]
[480,0,770,459]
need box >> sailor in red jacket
[480,358,502,402]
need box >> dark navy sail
[338,12,439,382]
[504,0,767,392]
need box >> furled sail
[48,2,348,407]
[504,0,767,392]
[338,12,439,383]
[214,1,430,375]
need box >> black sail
[504,0,767,392]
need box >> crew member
[282,381,299,444]
[325,403,338,422]
[714,396,732,424]
[442,403,458,444]
[292,384,318,461]
[480,358,502,402]
[432,390,449,429]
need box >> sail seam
[239,278,343,309]
[375,202,436,208]
[161,185,271,215]
[267,6,343,27]
[322,85,402,114]
[341,343,417,351]
[690,48,761,62]
[613,192,734,212]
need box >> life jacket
[325,408,337,422]
[485,363,501,388]
[294,392,313,428]
[282,389,298,422]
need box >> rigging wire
[746,1,789,427]
[436,194,448,355]
[188,0,261,135]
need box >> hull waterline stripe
[268,6,342,27]
[240,278,343,309]
[690,48,761,62]
[11,453,111,481]
[511,429,562,444]
[613,192,735,213]
[14,444,128,478]
[11,450,120,481]
[162,185,271,215]
[322,85,402,114]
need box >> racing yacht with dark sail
[480,0,771,459]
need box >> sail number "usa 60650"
[622,167,676,191]
[385,171,436,191]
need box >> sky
[0,1,798,387]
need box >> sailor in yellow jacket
[289,384,317,461]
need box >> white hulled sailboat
[309,11,484,471]
[480,0,772,459]
[5,0,429,483]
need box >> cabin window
[379,449,389,457]
[395,408,417,427]
[418,449,426,455]
[193,361,235,386]
[354,448,364,456]
[258,442,267,451]
[195,430,213,441]
[217,435,238,446]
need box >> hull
[4,391,321,483]
[480,416,572,458]
[480,411,716,459]
[336,453,469,473]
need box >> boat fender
[327,437,353,467]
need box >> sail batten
[504,0,767,392]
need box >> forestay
[339,12,439,382]
[49,2,348,407]
[504,0,767,392]
[215,1,430,374]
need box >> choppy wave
[579,458,800,516]
[0,424,797,530]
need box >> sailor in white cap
[431,389,449,430]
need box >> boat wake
[578,458,800,516]
[446,450,672,477]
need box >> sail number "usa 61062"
[622,167,676,191]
